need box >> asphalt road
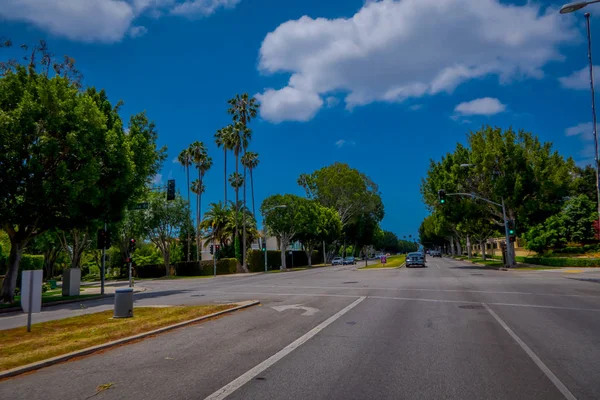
[2,258,600,400]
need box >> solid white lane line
[483,303,577,400]
[203,296,367,400]
[248,285,600,298]
[212,291,362,299]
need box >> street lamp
[262,205,287,272]
[560,3,600,233]
[560,1,600,14]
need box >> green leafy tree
[200,201,230,246]
[295,202,342,266]
[141,192,189,276]
[262,194,306,269]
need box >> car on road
[343,257,356,265]
[406,252,425,268]
[431,251,442,258]
[332,257,343,265]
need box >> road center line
[436,263,441,269]
[204,296,366,400]
[482,303,577,400]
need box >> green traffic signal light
[509,229,515,235]
[440,199,445,204]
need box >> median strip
[0,300,259,379]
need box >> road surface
[2,258,600,399]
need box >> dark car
[343,257,356,265]
[431,251,442,258]
[406,252,425,268]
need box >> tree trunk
[196,179,200,262]
[250,168,256,221]
[480,240,487,261]
[323,241,326,265]
[164,247,170,277]
[456,237,463,256]
[186,165,191,262]
[224,149,227,205]
[235,152,239,262]
[242,162,248,272]
[0,240,24,303]
[467,235,472,260]
[280,237,289,269]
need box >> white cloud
[129,25,148,38]
[172,156,180,164]
[335,139,356,148]
[0,0,240,43]
[409,104,423,111]
[255,87,323,123]
[170,0,240,16]
[565,122,598,159]
[152,174,163,184]
[566,122,595,140]
[454,97,506,116]
[256,0,577,122]
[559,65,599,90]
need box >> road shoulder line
[482,303,577,400]
[204,296,367,400]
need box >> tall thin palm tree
[188,141,209,261]
[214,126,233,205]
[228,93,259,271]
[191,179,205,259]
[177,148,193,261]
[241,151,259,219]
[228,122,251,268]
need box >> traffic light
[215,244,220,254]
[166,179,176,201]
[438,189,446,204]
[97,229,106,249]
[507,220,516,242]
[261,240,266,252]
[128,238,136,252]
[97,229,110,249]
[210,245,214,255]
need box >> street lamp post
[560,3,600,228]
[262,205,287,272]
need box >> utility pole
[101,221,106,295]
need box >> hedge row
[488,254,600,267]
[175,259,238,276]
[246,250,322,272]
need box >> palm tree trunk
[223,149,227,204]
[186,165,191,262]
[235,151,239,252]
[250,167,256,221]
[242,161,247,271]
[197,170,201,262]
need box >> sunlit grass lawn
[0,304,235,371]
[359,255,406,269]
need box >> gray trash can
[114,288,134,318]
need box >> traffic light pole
[446,192,515,267]
[213,238,217,277]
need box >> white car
[406,252,425,268]
[332,257,343,265]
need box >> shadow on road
[449,265,500,271]
[133,289,193,300]
[567,277,600,284]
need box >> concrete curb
[0,288,147,315]
[0,300,260,379]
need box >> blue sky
[1,0,599,238]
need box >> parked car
[332,257,343,265]
[343,256,356,265]
[406,252,425,268]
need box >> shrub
[135,263,166,278]
[246,250,322,272]
[175,258,238,276]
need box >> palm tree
[188,141,210,261]
[228,94,259,272]
[228,122,251,268]
[214,126,233,204]
[200,201,229,247]
[241,151,259,222]
[191,179,205,260]
[177,148,193,261]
